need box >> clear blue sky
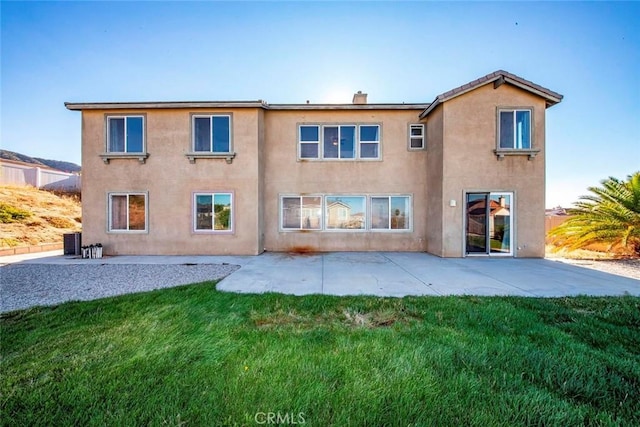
[1,1,638,208]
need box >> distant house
[65,70,562,257]
[545,206,568,216]
[326,200,357,229]
[545,206,570,233]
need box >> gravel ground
[2,257,638,314]
[551,258,640,280]
[0,263,239,313]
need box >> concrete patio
[2,251,638,300]
[215,252,639,297]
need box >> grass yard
[1,283,639,426]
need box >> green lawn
[1,282,639,426]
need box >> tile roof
[419,70,563,119]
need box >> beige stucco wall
[262,109,428,252]
[78,81,552,257]
[438,84,547,257]
[81,108,264,255]
[425,105,444,256]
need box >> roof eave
[419,73,563,118]
[64,101,267,111]
[268,103,429,111]
[64,101,429,111]
[503,76,563,107]
[419,100,441,119]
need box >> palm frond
[549,172,640,255]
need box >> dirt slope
[0,185,81,248]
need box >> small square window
[409,124,425,149]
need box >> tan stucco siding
[262,109,428,252]
[257,109,266,254]
[76,78,555,257]
[440,84,547,257]
[81,108,263,255]
[425,105,444,256]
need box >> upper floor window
[299,124,381,160]
[107,116,144,153]
[499,109,531,149]
[359,125,380,158]
[324,125,355,159]
[299,126,320,158]
[193,115,231,153]
[108,192,147,232]
[409,124,425,150]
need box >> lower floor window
[282,196,322,230]
[109,193,147,232]
[194,193,233,232]
[281,194,411,231]
[371,196,410,230]
[326,196,366,230]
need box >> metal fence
[0,160,81,192]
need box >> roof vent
[352,91,367,105]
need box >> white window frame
[192,192,234,234]
[495,108,539,160]
[106,115,146,154]
[408,124,425,150]
[192,114,233,153]
[358,125,380,159]
[280,195,323,231]
[323,125,357,160]
[297,124,381,161]
[299,125,321,159]
[370,195,412,231]
[107,192,148,233]
[279,194,412,232]
[498,109,531,149]
[324,195,367,231]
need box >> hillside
[0,185,81,248]
[0,149,81,173]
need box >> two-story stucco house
[65,70,562,257]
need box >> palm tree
[549,172,640,256]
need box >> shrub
[0,203,32,223]
[0,238,21,247]
[42,216,76,229]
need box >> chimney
[352,91,367,104]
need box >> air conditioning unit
[63,232,82,256]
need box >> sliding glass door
[466,192,513,255]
